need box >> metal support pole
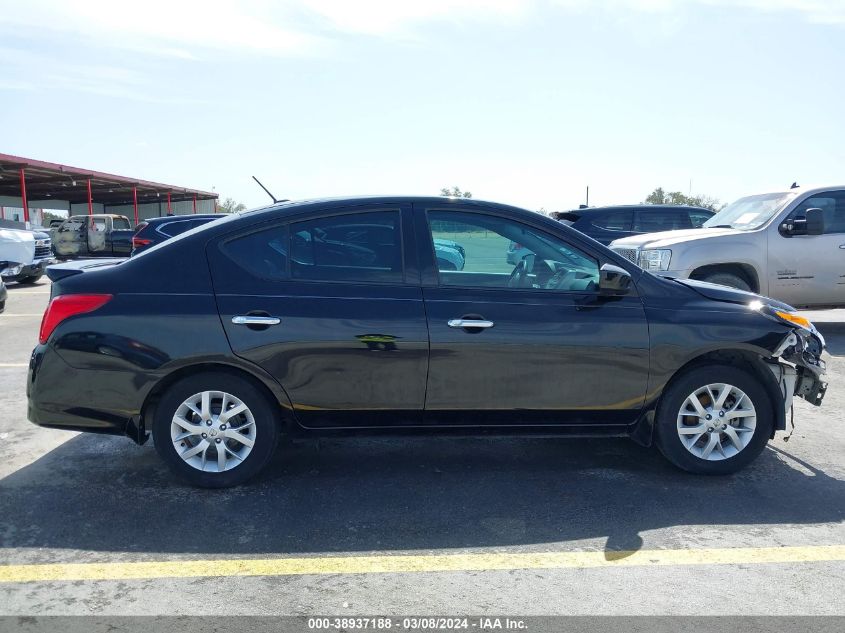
[133,186,139,226]
[167,192,172,214]
[19,168,30,223]
[87,179,93,216]
[192,193,197,214]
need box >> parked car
[609,185,845,308]
[131,214,227,256]
[53,214,134,259]
[0,278,6,313]
[507,205,714,265]
[29,196,826,487]
[433,238,466,270]
[0,227,56,284]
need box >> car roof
[564,204,713,214]
[239,195,533,218]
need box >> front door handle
[448,319,494,329]
[839,244,845,249]
[232,315,281,326]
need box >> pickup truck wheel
[655,365,773,475]
[700,272,751,291]
[153,372,279,488]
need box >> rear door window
[290,211,403,283]
[591,210,632,231]
[113,217,131,230]
[634,209,693,232]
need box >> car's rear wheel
[655,365,773,474]
[153,372,279,488]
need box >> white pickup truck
[610,185,845,309]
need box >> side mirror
[781,207,825,236]
[599,263,632,295]
[805,207,825,235]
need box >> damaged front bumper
[768,327,827,423]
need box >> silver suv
[610,185,845,309]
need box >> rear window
[113,217,131,230]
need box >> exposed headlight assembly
[1,264,23,277]
[637,249,672,271]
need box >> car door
[53,217,84,257]
[767,190,845,307]
[417,204,650,427]
[87,217,107,253]
[209,204,429,428]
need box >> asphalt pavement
[0,279,843,616]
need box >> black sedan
[29,196,826,487]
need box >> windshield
[703,192,795,231]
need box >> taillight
[132,223,150,249]
[39,294,113,345]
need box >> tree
[41,211,67,224]
[218,197,247,214]
[644,187,723,211]
[440,186,472,199]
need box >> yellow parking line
[0,363,28,367]
[0,313,42,317]
[0,545,842,584]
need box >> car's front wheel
[153,372,279,487]
[655,365,773,474]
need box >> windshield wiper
[709,224,734,228]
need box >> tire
[437,258,457,271]
[153,371,279,488]
[17,274,43,285]
[655,365,773,475]
[701,272,751,292]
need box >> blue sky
[1,0,843,210]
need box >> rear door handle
[448,319,494,329]
[232,315,281,326]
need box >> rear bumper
[27,344,144,440]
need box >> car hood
[674,277,794,311]
[0,228,35,265]
[611,227,741,249]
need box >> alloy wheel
[170,390,256,472]
[676,382,757,461]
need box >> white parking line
[0,363,28,368]
[0,314,43,317]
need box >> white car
[610,184,845,309]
